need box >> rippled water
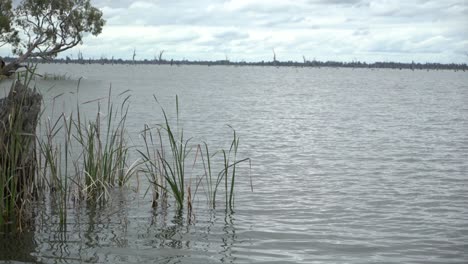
[1,65,468,263]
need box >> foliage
[0,0,13,45]
[0,0,105,75]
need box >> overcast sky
[3,0,468,63]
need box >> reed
[139,96,251,213]
[0,65,41,227]
[71,88,136,202]
[34,87,137,223]
[1,71,251,229]
[139,124,167,208]
[2,78,139,228]
[0,102,29,225]
[36,112,73,225]
[139,96,191,210]
[0,70,40,228]
[200,128,251,211]
[40,73,70,81]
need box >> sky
[2,0,468,63]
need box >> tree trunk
[0,81,42,200]
[0,62,22,77]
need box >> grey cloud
[6,0,464,63]
[367,35,457,54]
[196,39,222,47]
[353,28,370,36]
[214,30,249,41]
[225,1,306,14]
[158,34,200,45]
[308,0,365,6]
[95,0,135,8]
[256,16,306,28]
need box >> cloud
[223,0,304,12]
[214,30,249,41]
[353,28,370,36]
[1,0,467,63]
[308,0,364,6]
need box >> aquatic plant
[139,96,251,213]
[1,73,251,229]
[71,88,137,202]
[139,96,191,211]
[200,129,251,211]
[0,71,41,229]
[36,113,70,225]
[35,87,138,223]
[0,94,34,226]
[40,73,70,81]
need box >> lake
[1,64,467,263]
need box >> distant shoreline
[2,56,467,71]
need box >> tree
[158,50,164,64]
[0,0,15,46]
[0,0,105,76]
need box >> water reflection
[220,213,236,264]
[30,190,136,263]
[0,230,37,263]
[1,189,245,263]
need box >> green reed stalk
[139,124,162,207]
[222,149,229,209]
[200,142,214,207]
[1,70,139,228]
[201,128,250,211]
[161,109,188,209]
[37,117,62,223]
[229,130,239,209]
[65,88,135,203]
[138,96,193,210]
[0,80,37,227]
[138,95,252,212]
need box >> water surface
[1,65,467,263]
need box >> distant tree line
[1,55,467,71]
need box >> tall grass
[201,129,251,211]
[72,89,137,202]
[1,74,140,228]
[36,91,139,228]
[1,74,251,229]
[34,87,138,224]
[139,96,251,214]
[0,95,32,226]
[36,113,70,224]
[139,96,191,211]
[40,73,70,81]
[0,71,40,228]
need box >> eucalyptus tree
[0,0,105,76]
